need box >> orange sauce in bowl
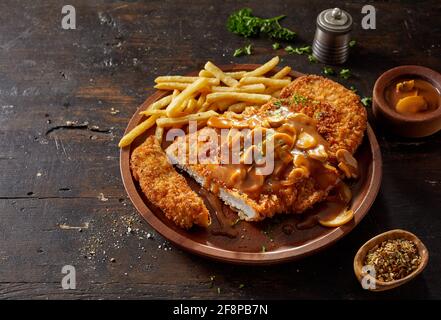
[385,78,440,115]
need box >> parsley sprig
[227,8,296,41]
[233,44,253,57]
[285,45,311,55]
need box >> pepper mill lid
[317,7,352,33]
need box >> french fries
[204,61,238,87]
[272,66,292,79]
[155,76,219,85]
[199,70,246,79]
[239,77,291,88]
[118,115,159,147]
[139,109,167,116]
[166,78,210,117]
[244,56,280,77]
[206,92,272,104]
[155,125,164,142]
[156,110,218,127]
[119,56,295,147]
[211,83,266,93]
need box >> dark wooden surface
[0,0,440,299]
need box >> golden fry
[197,94,206,108]
[140,109,168,116]
[144,94,174,112]
[155,125,164,143]
[155,76,219,85]
[166,78,210,117]
[199,69,246,79]
[244,56,280,77]
[157,110,218,127]
[212,83,266,93]
[204,61,238,87]
[172,89,180,99]
[184,97,198,113]
[239,76,291,88]
[206,92,272,104]
[154,82,188,91]
[272,66,292,79]
[118,115,158,147]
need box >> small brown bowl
[353,229,429,292]
[373,65,441,138]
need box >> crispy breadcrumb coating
[130,136,210,229]
[279,75,367,156]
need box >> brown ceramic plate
[120,64,382,265]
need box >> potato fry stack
[119,56,293,147]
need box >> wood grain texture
[0,0,440,299]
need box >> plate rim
[119,64,383,265]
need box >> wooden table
[0,0,440,299]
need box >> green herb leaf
[272,42,281,50]
[244,44,252,55]
[339,68,351,79]
[349,40,356,48]
[323,66,335,76]
[361,97,372,107]
[308,54,318,63]
[233,44,253,57]
[291,94,309,105]
[285,45,311,55]
[349,86,358,93]
[284,45,295,54]
[273,100,283,108]
[227,8,296,41]
[239,284,245,289]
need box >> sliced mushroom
[336,149,358,178]
[267,116,285,127]
[307,144,328,162]
[296,131,317,149]
[287,113,317,126]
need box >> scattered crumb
[59,222,89,230]
[110,107,120,115]
[98,193,109,202]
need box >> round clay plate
[120,64,382,265]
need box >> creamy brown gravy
[202,111,337,200]
[385,78,440,115]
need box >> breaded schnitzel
[166,76,366,222]
[279,75,367,156]
[131,136,211,229]
[167,109,341,221]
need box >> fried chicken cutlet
[166,76,367,222]
[131,136,211,229]
[279,75,367,156]
[167,110,341,221]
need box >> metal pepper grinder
[312,7,353,65]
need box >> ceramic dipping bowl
[373,65,441,138]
